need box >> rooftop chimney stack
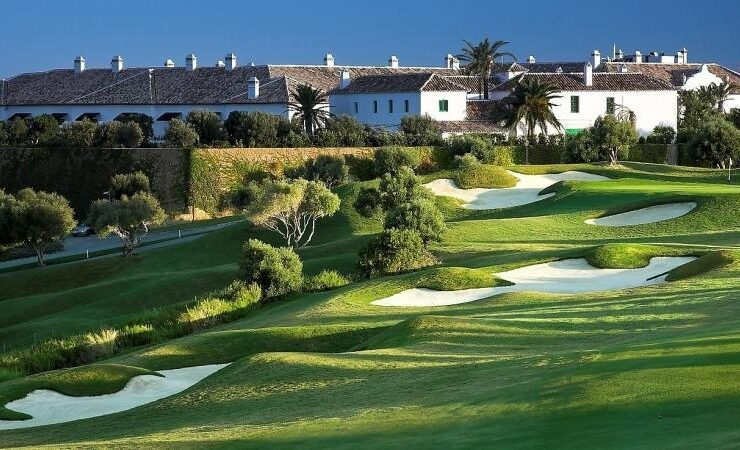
[526,55,536,64]
[634,50,642,64]
[676,48,688,64]
[324,53,335,67]
[186,54,197,71]
[388,55,399,68]
[452,57,459,70]
[215,60,225,68]
[74,56,86,73]
[584,61,593,87]
[248,76,260,99]
[340,70,351,89]
[616,49,624,60]
[226,53,237,70]
[591,49,601,69]
[111,56,124,73]
[164,59,175,68]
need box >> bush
[110,171,150,199]
[365,126,406,146]
[400,115,442,146]
[646,125,676,144]
[60,120,97,148]
[224,111,293,147]
[303,270,351,292]
[378,166,433,210]
[300,154,350,188]
[83,329,119,361]
[165,119,199,148]
[453,164,518,189]
[687,115,740,168]
[319,115,367,146]
[186,110,225,145]
[346,155,377,181]
[238,239,303,301]
[452,153,481,169]
[116,113,154,143]
[564,130,599,163]
[116,324,156,348]
[357,229,438,277]
[384,199,446,245]
[374,146,421,176]
[354,187,383,217]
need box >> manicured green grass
[453,164,518,189]
[0,162,738,448]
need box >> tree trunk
[483,76,489,100]
[33,245,45,267]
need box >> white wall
[420,91,467,122]
[0,103,289,138]
[329,92,421,129]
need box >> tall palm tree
[457,38,516,100]
[288,84,331,135]
[496,76,562,164]
[710,81,733,111]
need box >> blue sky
[1,0,738,78]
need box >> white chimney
[619,64,629,73]
[215,60,225,68]
[324,53,335,67]
[452,57,460,70]
[111,56,124,73]
[591,49,601,69]
[186,54,197,71]
[616,49,624,60]
[634,50,642,63]
[526,55,536,64]
[388,55,399,68]
[74,56,86,73]
[445,54,454,68]
[340,70,351,89]
[248,76,260,99]
[164,59,175,68]
[226,53,237,70]
[584,61,593,87]
[677,48,688,64]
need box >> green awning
[565,128,584,136]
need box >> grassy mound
[413,266,512,290]
[666,251,735,281]
[453,165,518,189]
[0,364,158,421]
[583,244,694,269]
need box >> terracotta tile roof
[330,73,467,95]
[600,62,740,93]
[441,75,504,94]
[517,62,586,73]
[492,73,676,92]
[466,101,496,120]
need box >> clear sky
[1,0,738,78]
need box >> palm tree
[710,81,733,111]
[288,84,331,135]
[496,76,562,164]
[457,38,515,100]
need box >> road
[0,220,241,270]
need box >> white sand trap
[0,363,228,430]
[424,170,608,209]
[372,257,695,307]
[585,202,697,226]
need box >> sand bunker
[424,170,608,209]
[372,257,695,307]
[585,202,697,226]
[0,363,228,430]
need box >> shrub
[178,297,234,331]
[303,270,351,292]
[354,187,383,217]
[186,110,225,145]
[374,146,422,175]
[687,115,740,168]
[217,280,262,308]
[301,154,350,187]
[453,163,518,189]
[238,239,303,300]
[591,115,638,164]
[378,166,434,210]
[346,155,377,181]
[83,329,119,360]
[452,153,480,169]
[319,115,367,146]
[357,229,438,277]
[224,111,292,147]
[400,115,442,146]
[115,113,154,143]
[110,171,150,199]
[117,324,156,348]
[60,119,97,148]
[165,119,199,148]
[646,125,676,144]
[384,199,446,245]
[564,130,599,163]
[365,126,406,146]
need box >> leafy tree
[0,189,76,267]
[353,187,383,217]
[357,229,438,277]
[238,239,303,301]
[374,146,421,176]
[591,115,638,165]
[400,115,441,146]
[60,119,97,148]
[186,110,225,145]
[300,154,349,188]
[288,84,330,135]
[165,119,199,148]
[687,115,740,168]
[115,113,154,143]
[7,117,29,145]
[707,82,733,111]
[563,130,599,163]
[378,166,434,210]
[728,108,740,130]
[496,76,562,164]
[87,192,165,257]
[0,121,9,146]
[457,38,515,100]
[224,111,292,147]
[678,89,718,142]
[645,125,676,144]
[28,115,60,146]
[247,178,340,248]
[110,171,151,200]
[95,121,144,148]
[317,115,367,147]
[384,199,445,246]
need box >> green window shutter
[606,97,615,114]
[354,102,359,113]
[439,99,448,112]
[404,99,409,113]
[570,96,579,113]
[389,99,394,113]
[373,100,378,114]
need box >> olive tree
[186,110,225,145]
[687,115,740,168]
[357,229,438,277]
[384,199,445,246]
[238,239,303,301]
[110,171,151,199]
[165,119,199,148]
[591,115,638,165]
[247,179,340,248]
[0,189,76,267]
[378,166,434,210]
[87,192,165,257]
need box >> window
[404,99,410,113]
[570,96,580,113]
[373,100,378,114]
[439,99,449,112]
[354,102,359,114]
[606,97,615,114]
[388,99,394,113]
